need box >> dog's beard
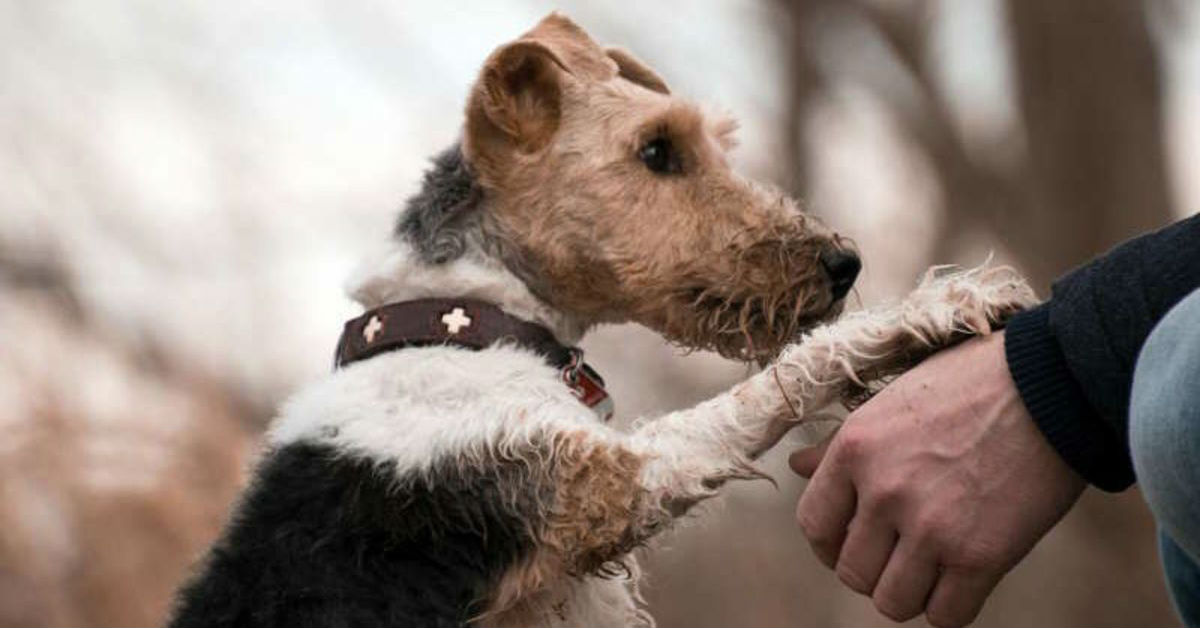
[653,237,840,363]
[667,283,838,363]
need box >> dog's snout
[819,248,861,300]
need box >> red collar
[333,298,613,421]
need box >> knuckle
[834,428,870,463]
[836,563,873,595]
[926,582,988,628]
[925,610,962,628]
[795,509,822,542]
[911,510,951,547]
[957,546,1007,574]
[966,554,1005,575]
[874,596,919,623]
[809,543,838,569]
[927,606,975,628]
[870,479,906,512]
[796,512,839,567]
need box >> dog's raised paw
[902,263,1038,342]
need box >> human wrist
[1004,305,1134,491]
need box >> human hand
[790,331,1086,626]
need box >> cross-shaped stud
[441,307,472,335]
[363,315,383,343]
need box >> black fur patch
[393,144,563,306]
[395,144,484,264]
[167,442,544,628]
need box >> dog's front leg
[629,265,1037,515]
[530,267,1034,580]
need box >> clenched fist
[790,331,1086,627]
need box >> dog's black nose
[820,248,861,300]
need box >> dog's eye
[638,137,681,174]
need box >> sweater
[1004,213,1200,491]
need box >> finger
[834,514,897,596]
[925,568,1001,628]
[871,538,939,622]
[788,438,832,478]
[795,461,856,569]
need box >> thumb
[788,437,832,479]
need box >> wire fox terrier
[168,13,1035,628]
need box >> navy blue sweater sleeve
[1004,213,1200,491]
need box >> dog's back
[168,440,537,627]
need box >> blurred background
[2,0,1196,625]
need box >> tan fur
[463,13,848,364]
[542,432,652,576]
[520,14,618,81]
[484,432,654,619]
[487,550,560,624]
[604,48,670,95]
[470,41,566,159]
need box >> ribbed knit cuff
[1004,304,1135,491]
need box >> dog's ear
[465,40,567,181]
[480,40,567,147]
[605,47,669,95]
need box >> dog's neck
[346,144,589,345]
[346,241,588,345]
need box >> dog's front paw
[902,263,1037,343]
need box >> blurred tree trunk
[774,1,1180,625]
[780,0,830,199]
[1002,0,1174,287]
[781,0,1175,290]
[1002,7,1179,627]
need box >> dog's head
[454,14,858,362]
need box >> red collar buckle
[561,348,614,422]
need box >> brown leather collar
[333,298,613,421]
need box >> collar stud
[440,307,473,335]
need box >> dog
[166,13,1035,628]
